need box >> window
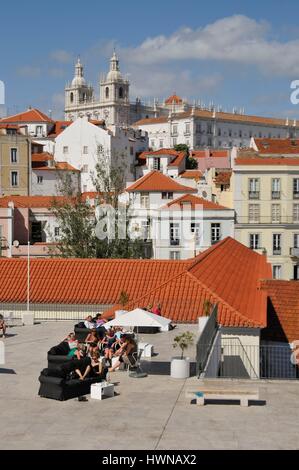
[162,192,173,199]
[273,265,282,279]
[83,146,88,154]
[63,146,68,154]
[140,192,149,209]
[294,178,299,198]
[191,222,201,244]
[151,140,155,148]
[273,234,281,255]
[172,124,178,135]
[228,129,232,137]
[170,223,180,246]
[250,234,260,249]
[83,185,87,192]
[36,125,43,136]
[196,123,201,133]
[211,223,221,245]
[271,204,281,223]
[185,123,190,134]
[130,146,134,156]
[37,176,43,185]
[207,137,212,147]
[153,158,160,171]
[105,87,109,99]
[11,171,18,187]
[119,87,123,99]
[239,130,242,138]
[294,233,299,248]
[218,128,221,136]
[31,221,43,243]
[293,205,299,222]
[141,219,150,240]
[70,92,74,103]
[170,251,180,260]
[83,164,88,173]
[54,227,60,237]
[173,138,177,146]
[272,178,281,199]
[248,204,260,223]
[207,123,212,135]
[248,178,260,199]
[98,144,104,154]
[159,140,163,148]
[294,265,299,281]
[10,148,17,163]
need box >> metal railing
[196,304,218,376]
[236,216,297,224]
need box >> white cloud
[50,50,73,64]
[49,68,66,78]
[17,65,41,78]
[120,15,299,77]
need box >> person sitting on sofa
[75,351,103,380]
[84,315,96,330]
[85,328,100,354]
[108,335,137,372]
[93,313,107,327]
[101,329,116,364]
[0,314,7,338]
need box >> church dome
[71,75,87,87]
[106,51,123,82]
[71,58,87,87]
[165,93,183,105]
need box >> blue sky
[2,0,299,119]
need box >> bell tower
[65,58,93,119]
[99,52,130,126]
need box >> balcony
[271,191,281,200]
[290,247,299,257]
[248,191,260,200]
[170,239,180,246]
[294,191,299,199]
[273,248,281,256]
[236,216,295,225]
[184,130,191,136]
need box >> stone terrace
[0,322,298,450]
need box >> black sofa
[74,323,106,342]
[47,341,72,370]
[38,357,107,401]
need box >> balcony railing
[170,239,180,246]
[248,191,260,200]
[236,216,296,224]
[273,248,281,255]
[290,247,299,257]
[271,191,281,199]
[294,191,299,199]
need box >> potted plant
[115,290,129,318]
[198,300,213,333]
[171,331,194,379]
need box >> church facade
[64,53,189,126]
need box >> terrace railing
[196,304,218,377]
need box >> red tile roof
[103,238,271,327]
[133,109,299,128]
[137,149,186,167]
[254,138,299,155]
[165,94,183,105]
[48,121,72,137]
[164,194,229,211]
[214,171,232,185]
[0,258,190,304]
[235,157,299,166]
[126,170,197,193]
[191,150,229,159]
[261,280,299,343]
[0,196,68,208]
[0,108,54,123]
[0,238,271,327]
[179,170,203,180]
[32,152,53,162]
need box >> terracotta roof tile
[0,108,54,123]
[235,157,299,166]
[164,194,230,211]
[261,280,299,343]
[214,171,232,185]
[32,152,53,162]
[126,170,197,193]
[191,150,229,159]
[0,196,69,208]
[254,138,299,155]
[165,93,183,105]
[179,170,203,179]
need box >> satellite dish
[13,240,19,247]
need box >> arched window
[70,92,74,103]
[105,87,109,99]
[119,87,123,99]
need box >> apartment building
[0,125,31,196]
[232,142,299,280]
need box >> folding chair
[124,349,148,378]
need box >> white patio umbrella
[104,308,171,332]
